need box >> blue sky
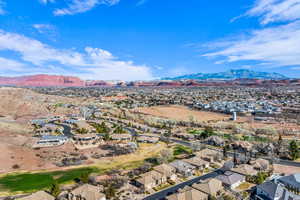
[0,0,299,80]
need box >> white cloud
[203,21,300,67]
[0,0,6,15]
[0,30,153,81]
[33,24,58,41]
[0,57,27,71]
[246,0,300,24]
[203,0,300,69]
[53,0,120,16]
[0,30,85,66]
[33,24,55,33]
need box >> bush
[12,164,20,169]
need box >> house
[192,178,223,197]
[254,143,275,155]
[221,160,235,172]
[137,135,159,143]
[183,157,210,170]
[231,141,253,152]
[231,164,258,176]
[255,175,300,200]
[166,186,208,200]
[278,173,300,191]
[135,170,167,191]
[35,124,64,136]
[195,149,221,163]
[33,135,68,148]
[153,164,177,181]
[170,160,196,177]
[64,119,78,124]
[66,184,106,200]
[111,134,132,141]
[205,136,225,147]
[216,171,245,189]
[173,132,195,141]
[251,158,271,172]
[31,118,49,127]
[72,134,103,149]
[256,181,284,200]
[16,191,55,200]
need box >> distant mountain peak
[162,69,288,80]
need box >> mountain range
[0,69,294,87]
[162,69,288,80]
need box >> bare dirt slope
[0,87,77,121]
[0,87,79,173]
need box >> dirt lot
[136,105,230,122]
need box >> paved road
[171,138,300,168]
[54,123,73,138]
[143,170,221,200]
[272,158,300,167]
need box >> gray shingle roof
[279,173,300,189]
[256,181,284,200]
[216,171,244,186]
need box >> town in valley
[0,73,300,200]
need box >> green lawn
[173,145,193,156]
[0,167,99,193]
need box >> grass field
[0,167,98,194]
[173,145,193,156]
[0,143,167,195]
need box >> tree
[76,128,89,134]
[223,145,230,158]
[92,122,110,133]
[289,140,299,160]
[233,150,238,166]
[201,127,214,139]
[163,129,172,138]
[113,125,125,134]
[255,172,268,184]
[103,132,111,141]
[222,194,234,200]
[50,181,61,198]
[79,172,90,183]
[208,194,217,200]
[277,133,283,155]
[104,184,116,199]
[158,149,173,163]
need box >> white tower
[232,112,237,121]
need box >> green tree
[201,127,214,139]
[208,195,217,200]
[223,145,230,158]
[256,172,267,184]
[50,181,61,198]
[103,132,111,141]
[289,140,299,160]
[79,172,89,184]
[113,126,125,134]
[76,128,89,134]
[105,184,116,199]
[163,129,172,138]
